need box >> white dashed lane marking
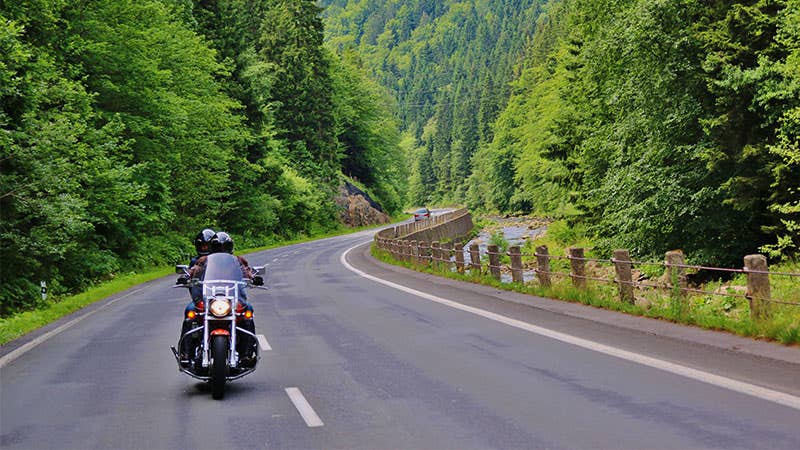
[256,334,272,351]
[285,388,324,427]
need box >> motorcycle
[171,253,265,399]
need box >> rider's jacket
[189,255,253,280]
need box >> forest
[322,0,800,266]
[0,0,407,315]
[3,0,799,316]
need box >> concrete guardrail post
[744,254,771,320]
[613,249,634,304]
[410,240,418,267]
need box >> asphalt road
[2,226,799,449]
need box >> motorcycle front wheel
[210,334,229,399]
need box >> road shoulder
[346,241,800,369]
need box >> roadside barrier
[374,211,799,321]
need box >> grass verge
[0,267,172,345]
[371,241,800,346]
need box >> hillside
[321,0,546,203]
[322,0,800,266]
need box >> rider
[191,228,216,268]
[182,232,258,367]
[177,228,216,363]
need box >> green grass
[0,215,410,346]
[372,229,800,346]
[0,267,172,345]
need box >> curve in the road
[341,241,800,411]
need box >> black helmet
[194,228,216,256]
[211,232,234,254]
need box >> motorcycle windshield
[201,253,244,283]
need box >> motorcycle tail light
[196,301,205,311]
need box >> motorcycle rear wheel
[210,335,229,399]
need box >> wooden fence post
[442,242,453,272]
[469,244,481,274]
[744,254,771,320]
[509,246,523,283]
[431,242,441,271]
[613,249,634,304]
[665,250,687,315]
[397,240,404,261]
[568,247,586,289]
[419,241,429,267]
[536,245,551,287]
[488,244,501,281]
[665,250,687,289]
[454,242,465,273]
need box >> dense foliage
[0,0,406,315]
[324,0,800,265]
[470,0,800,265]
[321,0,545,204]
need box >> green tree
[1,12,142,313]
[260,0,339,180]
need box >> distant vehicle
[414,208,431,221]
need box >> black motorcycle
[171,253,265,399]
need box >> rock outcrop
[335,182,390,227]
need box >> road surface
[2,227,799,449]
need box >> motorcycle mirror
[252,276,264,286]
[175,264,189,274]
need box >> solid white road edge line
[340,242,800,411]
[0,287,146,368]
[286,387,324,427]
[257,334,272,351]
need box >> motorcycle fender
[210,329,230,336]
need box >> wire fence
[375,236,800,319]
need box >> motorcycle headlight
[209,299,232,318]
